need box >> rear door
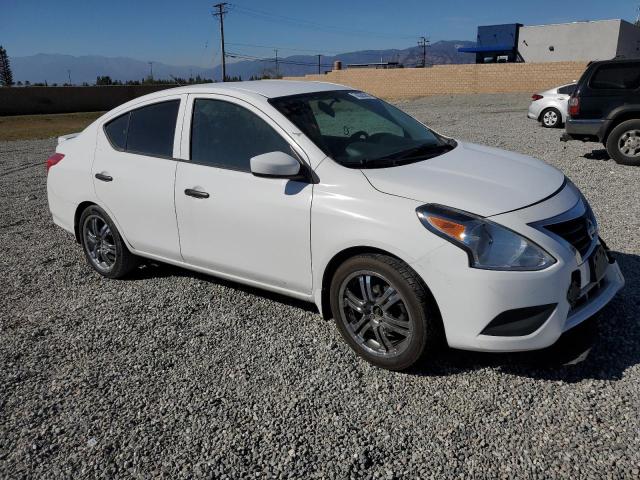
[174,94,313,294]
[92,95,186,260]
[580,62,640,119]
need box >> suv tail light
[531,94,543,101]
[46,153,65,172]
[568,96,580,116]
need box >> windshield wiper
[360,142,455,168]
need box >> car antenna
[169,75,183,86]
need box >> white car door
[174,94,313,295]
[92,95,186,260]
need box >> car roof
[160,80,352,99]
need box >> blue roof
[458,45,515,53]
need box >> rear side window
[190,99,292,172]
[104,113,129,150]
[127,101,180,157]
[558,84,576,95]
[590,63,640,90]
[103,100,180,158]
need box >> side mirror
[250,151,302,179]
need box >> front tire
[79,205,139,279]
[329,254,441,370]
[606,119,640,166]
[540,108,562,128]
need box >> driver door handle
[95,173,113,182]
[184,188,210,199]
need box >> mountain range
[10,41,475,85]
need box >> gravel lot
[1,93,639,479]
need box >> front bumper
[410,185,625,352]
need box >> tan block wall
[283,62,588,99]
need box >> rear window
[103,100,180,158]
[590,63,640,90]
[127,101,180,157]
[104,113,129,150]
[558,84,576,95]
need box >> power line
[228,3,417,40]
[226,41,341,55]
[213,3,228,81]
[225,52,333,68]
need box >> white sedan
[47,81,624,370]
[527,83,576,128]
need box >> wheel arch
[538,105,562,123]
[73,201,97,243]
[73,201,134,252]
[318,246,441,324]
[602,110,640,145]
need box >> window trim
[102,98,182,160]
[186,95,309,175]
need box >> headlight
[416,204,556,271]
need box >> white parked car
[527,83,576,128]
[47,81,624,370]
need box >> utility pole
[148,61,153,79]
[67,69,71,85]
[316,54,321,74]
[274,49,279,77]
[418,36,429,68]
[213,3,228,81]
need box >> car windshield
[269,90,455,168]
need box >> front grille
[544,213,594,256]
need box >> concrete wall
[284,61,588,100]
[518,20,622,63]
[616,20,640,58]
[0,85,177,116]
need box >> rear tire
[329,254,442,371]
[79,205,139,279]
[540,108,562,128]
[606,119,640,166]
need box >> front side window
[103,100,180,157]
[190,98,292,172]
[270,90,453,168]
[590,63,640,90]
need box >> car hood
[361,141,565,217]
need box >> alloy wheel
[618,129,640,157]
[542,110,558,127]
[83,214,117,272]
[338,271,413,357]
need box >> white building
[518,19,640,62]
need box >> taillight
[531,94,543,101]
[46,153,65,172]
[568,96,580,116]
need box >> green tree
[96,75,113,85]
[0,45,14,86]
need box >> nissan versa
[46,81,625,370]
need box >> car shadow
[126,251,638,382]
[126,260,320,314]
[583,148,611,161]
[410,251,639,382]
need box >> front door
[174,95,313,295]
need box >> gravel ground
[1,93,639,479]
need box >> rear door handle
[184,188,210,199]
[95,173,113,182]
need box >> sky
[3,0,638,67]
